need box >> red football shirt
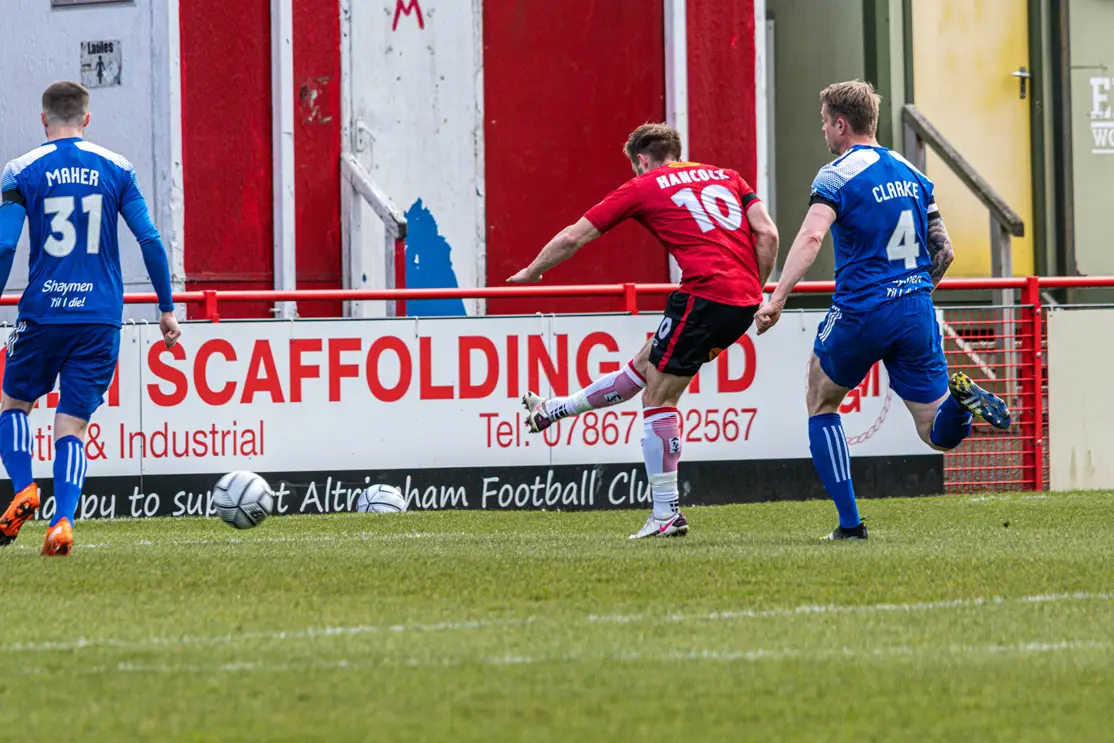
[583,162,764,307]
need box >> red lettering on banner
[840,362,881,414]
[148,343,187,407]
[289,339,322,403]
[392,0,424,30]
[576,332,619,387]
[241,341,285,404]
[328,338,362,402]
[107,366,120,407]
[420,337,453,400]
[195,339,237,405]
[459,336,499,399]
[506,335,520,399]
[527,335,568,396]
[717,336,756,393]
[366,336,410,402]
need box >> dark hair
[42,81,90,125]
[624,123,682,165]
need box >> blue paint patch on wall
[403,199,466,316]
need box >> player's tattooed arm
[927,216,955,287]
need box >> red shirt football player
[508,123,779,539]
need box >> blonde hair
[820,80,881,137]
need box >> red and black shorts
[649,292,758,377]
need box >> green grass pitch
[1,492,1111,742]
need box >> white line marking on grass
[4,592,1111,655]
[9,639,1110,678]
[969,494,1051,503]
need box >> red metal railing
[3,276,1109,492]
[0,275,1098,321]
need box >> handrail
[6,276,1109,321]
[340,154,407,239]
[340,153,408,316]
[902,105,1024,237]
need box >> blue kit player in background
[0,81,181,556]
[754,80,1011,540]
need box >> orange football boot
[41,518,73,557]
[0,483,40,547]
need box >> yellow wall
[912,0,1034,276]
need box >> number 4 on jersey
[885,209,920,268]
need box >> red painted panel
[293,0,343,318]
[180,0,274,319]
[483,0,669,316]
[686,0,757,185]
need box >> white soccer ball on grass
[213,471,275,529]
[357,484,407,513]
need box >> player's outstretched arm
[507,217,601,284]
[754,203,835,334]
[927,214,955,286]
[745,201,779,289]
[121,192,180,347]
[0,200,25,295]
[0,163,27,295]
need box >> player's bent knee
[641,369,690,408]
[0,394,34,415]
[54,413,89,442]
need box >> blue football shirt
[0,137,173,326]
[809,145,939,313]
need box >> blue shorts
[813,292,948,404]
[3,321,121,420]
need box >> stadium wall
[1048,309,1114,491]
[346,0,762,317]
[0,1,762,320]
[0,313,940,519]
[0,0,184,321]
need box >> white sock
[544,362,646,420]
[641,407,681,519]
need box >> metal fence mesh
[941,305,1046,492]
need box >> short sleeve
[923,176,940,220]
[0,162,25,208]
[583,178,642,233]
[809,166,842,216]
[735,173,761,211]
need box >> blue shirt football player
[754,80,1011,541]
[0,81,181,555]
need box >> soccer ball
[357,484,407,513]
[213,471,275,529]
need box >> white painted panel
[0,0,180,322]
[1048,309,1114,491]
[347,0,484,315]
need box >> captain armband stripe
[1,190,25,208]
[809,193,839,216]
[741,192,760,209]
[927,201,942,222]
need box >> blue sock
[930,395,973,450]
[809,413,860,528]
[0,409,34,493]
[52,436,86,527]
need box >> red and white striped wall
[173,0,763,318]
